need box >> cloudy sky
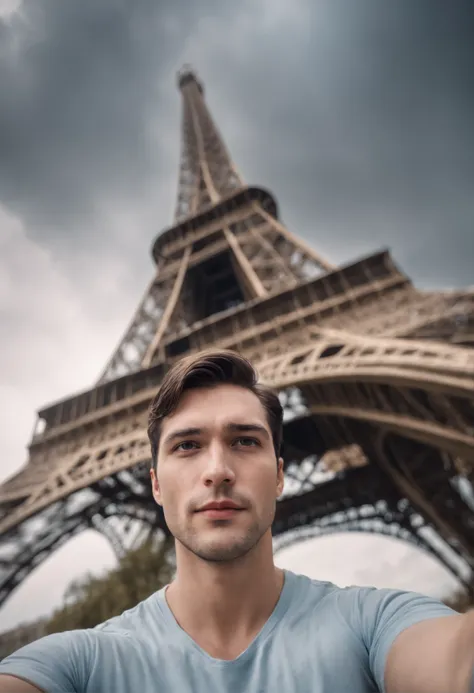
[0,0,473,630]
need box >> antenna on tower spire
[177,64,204,94]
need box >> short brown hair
[147,349,283,469]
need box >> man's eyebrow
[225,422,270,438]
[162,427,203,447]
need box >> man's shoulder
[287,571,453,626]
[284,570,360,625]
[288,569,369,607]
[93,587,166,638]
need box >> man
[0,349,473,692]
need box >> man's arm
[385,610,474,693]
[352,585,470,693]
[0,674,44,693]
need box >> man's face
[150,383,284,563]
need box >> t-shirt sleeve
[355,587,456,693]
[0,630,93,693]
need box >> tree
[46,535,175,634]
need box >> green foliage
[46,536,175,634]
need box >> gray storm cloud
[0,0,472,287]
[0,0,218,242]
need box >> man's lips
[195,501,245,518]
[197,501,243,511]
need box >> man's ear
[276,457,284,497]
[150,467,162,506]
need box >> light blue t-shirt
[0,570,454,693]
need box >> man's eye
[175,441,199,452]
[235,437,259,447]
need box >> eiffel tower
[1,66,474,612]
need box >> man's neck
[164,535,285,658]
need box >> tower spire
[174,65,243,220]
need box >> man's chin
[175,520,267,562]
[190,535,258,563]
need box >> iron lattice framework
[1,66,474,610]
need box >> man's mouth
[200,508,242,519]
[195,500,245,518]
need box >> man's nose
[202,442,236,487]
